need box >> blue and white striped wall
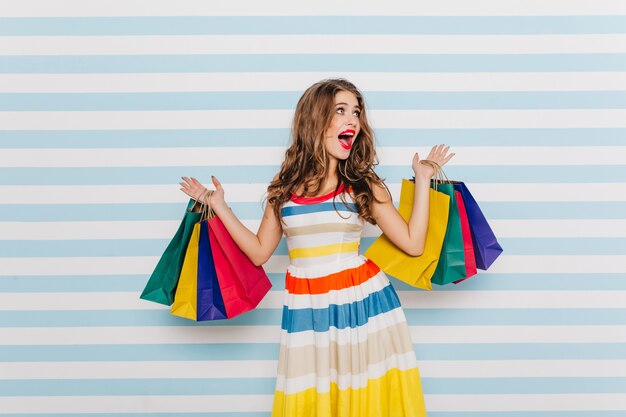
[1,0,626,415]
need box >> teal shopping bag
[430,182,467,285]
[140,199,201,305]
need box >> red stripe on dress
[286,258,381,295]
[290,183,350,205]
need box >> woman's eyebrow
[335,102,361,109]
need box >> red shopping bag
[453,190,478,284]
[207,215,272,318]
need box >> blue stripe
[0,344,281,362]
[0,237,622,258]
[0,377,625,396]
[0,378,275,396]
[0,129,290,148]
[0,128,624,149]
[0,202,624,222]
[3,273,626,293]
[281,284,402,333]
[4,91,626,111]
[424,377,626,394]
[1,343,625,363]
[0,309,283,328]
[1,54,625,73]
[1,16,625,35]
[2,165,625,185]
[280,201,357,217]
[395,273,626,291]
[1,308,625,328]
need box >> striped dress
[271,183,427,417]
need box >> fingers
[179,176,207,200]
[211,175,222,190]
[179,176,224,201]
[419,144,455,168]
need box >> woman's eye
[336,108,344,114]
[354,111,361,117]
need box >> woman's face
[323,90,361,161]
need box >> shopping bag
[208,215,272,318]
[453,190,478,284]
[196,221,227,320]
[431,181,467,285]
[453,182,503,270]
[140,199,201,305]
[364,178,450,290]
[170,222,201,320]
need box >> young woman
[180,78,454,416]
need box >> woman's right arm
[180,175,283,266]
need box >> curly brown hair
[266,78,389,225]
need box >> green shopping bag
[140,199,201,305]
[430,181,467,286]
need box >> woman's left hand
[412,144,455,181]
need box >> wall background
[1,0,625,415]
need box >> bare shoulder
[370,180,392,204]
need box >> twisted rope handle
[200,189,215,221]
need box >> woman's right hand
[179,176,226,212]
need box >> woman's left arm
[371,144,454,256]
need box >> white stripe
[2,183,626,204]
[282,210,360,228]
[0,393,625,413]
[4,359,626,380]
[1,0,624,17]
[487,219,626,238]
[1,290,624,311]
[366,219,626,239]
[1,325,625,346]
[3,34,625,55]
[2,109,626,130]
[2,146,624,168]
[2,219,623,240]
[286,232,361,252]
[0,360,279,379]
[0,147,286,167]
[2,72,625,93]
[378,146,626,166]
[0,326,281,345]
[410,326,626,344]
[276,351,418,394]
[399,290,626,309]
[1,254,626,276]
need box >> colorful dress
[271,183,427,417]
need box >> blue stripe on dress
[281,201,357,217]
[281,284,401,333]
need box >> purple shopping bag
[453,182,503,270]
[197,220,227,321]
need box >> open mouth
[338,130,355,150]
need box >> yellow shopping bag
[170,223,200,320]
[364,179,450,290]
